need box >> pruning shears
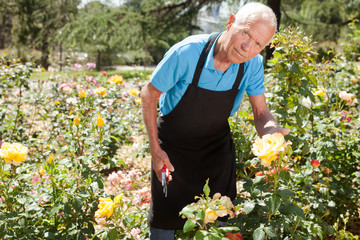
[161,164,169,197]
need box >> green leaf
[269,195,281,214]
[16,198,26,204]
[196,209,205,221]
[279,189,295,197]
[50,205,62,217]
[254,175,264,184]
[97,178,104,189]
[183,219,196,233]
[73,197,82,212]
[107,228,117,240]
[194,230,208,239]
[219,227,240,232]
[287,62,300,73]
[264,226,277,237]
[290,205,305,219]
[253,227,265,240]
[180,207,195,219]
[244,201,256,214]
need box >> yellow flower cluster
[0,142,28,166]
[107,75,124,85]
[96,114,105,127]
[355,64,360,72]
[95,194,123,218]
[251,133,291,167]
[39,166,45,175]
[74,116,80,126]
[135,98,141,105]
[314,87,326,97]
[204,193,234,224]
[95,87,107,97]
[79,88,86,98]
[48,155,53,164]
[128,88,139,97]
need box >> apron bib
[149,33,244,230]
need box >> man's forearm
[140,83,162,153]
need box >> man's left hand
[262,126,290,136]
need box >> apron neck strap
[192,33,220,86]
[192,33,245,90]
[232,63,244,90]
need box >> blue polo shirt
[150,32,265,116]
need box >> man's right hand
[140,82,175,183]
[151,148,174,183]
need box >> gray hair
[234,2,277,31]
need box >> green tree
[281,0,360,45]
[60,0,222,67]
[6,0,79,69]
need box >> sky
[78,0,245,19]
[78,0,123,8]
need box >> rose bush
[1,24,359,239]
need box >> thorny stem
[11,85,22,140]
[97,127,104,174]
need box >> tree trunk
[59,42,63,71]
[265,0,281,67]
[96,50,101,71]
[40,40,50,70]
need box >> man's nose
[242,39,253,51]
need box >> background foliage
[0,0,359,69]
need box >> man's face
[224,16,275,64]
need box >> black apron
[149,33,244,230]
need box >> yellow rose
[95,87,107,97]
[203,194,235,224]
[204,208,218,224]
[73,116,80,126]
[0,142,28,166]
[128,88,139,97]
[48,155,53,164]
[114,194,123,204]
[96,114,105,127]
[355,65,360,72]
[79,88,86,98]
[107,75,124,85]
[314,88,326,97]
[251,133,291,167]
[39,166,45,175]
[95,197,115,218]
[135,98,141,105]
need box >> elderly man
[140,2,290,239]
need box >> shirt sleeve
[150,47,184,93]
[245,55,265,96]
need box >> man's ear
[226,13,236,30]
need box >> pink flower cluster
[107,170,139,191]
[87,62,96,70]
[129,228,141,239]
[133,187,151,206]
[340,112,351,123]
[86,76,98,85]
[74,62,96,70]
[106,169,151,207]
